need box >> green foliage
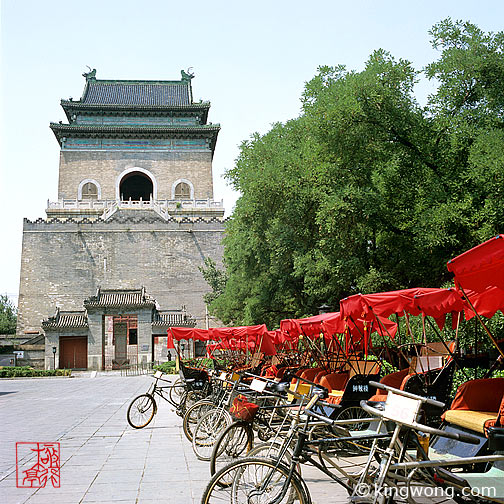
[451,366,504,398]
[0,366,71,378]
[199,258,228,306]
[207,19,504,328]
[153,361,177,374]
[153,358,219,374]
[0,295,17,334]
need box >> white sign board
[415,356,443,372]
[384,391,421,425]
[250,378,267,392]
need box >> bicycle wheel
[334,406,373,452]
[127,394,156,428]
[248,441,300,474]
[201,457,310,504]
[192,408,232,461]
[210,421,253,480]
[169,378,185,406]
[182,400,214,442]
[184,390,207,410]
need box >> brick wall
[58,150,214,200]
[17,217,225,334]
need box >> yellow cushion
[288,382,312,402]
[444,409,498,434]
[329,390,344,397]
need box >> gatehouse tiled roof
[42,310,88,330]
[83,81,191,106]
[84,287,156,309]
[152,311,196,328]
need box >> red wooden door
[59,336,88,369]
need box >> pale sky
[1,0,503,306]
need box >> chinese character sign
[16,442,60,488]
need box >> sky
[1,0,503,307]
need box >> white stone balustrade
[46,198,225,221]
[47,198,224,210]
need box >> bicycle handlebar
[360,400,480,445]
[368,381,445,409]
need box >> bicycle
[201,381,503,504]
[127,369,208,428]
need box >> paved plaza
[0,373,346,504]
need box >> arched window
[120,172,153,201]
[174,182,191,199]
[81,182,98,200]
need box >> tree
[0,295,17,334]
[199,258,228,306]
[207,19,504,328]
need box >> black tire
[185,390,207,410]
[248,441,300,475]
[201,456,310,504]
[210,421,253,480]
[334,406,373,453]
[127,394,156,429]
[169,378,185,406]
[192,408,232,461]
[182,400,214,442]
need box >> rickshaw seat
[327,390,344,405]
[319,372,349,392]
[299,367,323,382]
[441,378,504,435]
[368,368,409,402]
[314,370,328,384]
[447,378,504,413]
[443,410,498,434]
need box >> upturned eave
[60,101,211,124]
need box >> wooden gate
[113,322,128,368]
[59,336,87,369]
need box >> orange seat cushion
[319,372,349,392]
[314,370,328,384]
[300,367,323,382]
[448,378,504,413]
[368,368,409,402]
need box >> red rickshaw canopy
[447,235,504,293]
[340,287,440,320]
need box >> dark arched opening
[120,172,153,201]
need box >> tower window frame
[78,179,102,200]
[174,182,191,199]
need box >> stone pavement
[0,373,352,504]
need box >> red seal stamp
[16,442,60,488]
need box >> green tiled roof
[50,123,220,147]
[83,80,190,106]
[84,288,156,309]
[42,310,88,330]
[60,101,211,123]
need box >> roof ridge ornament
[181,68,194,82]
[83,66,97,81]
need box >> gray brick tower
[17,69,225,370]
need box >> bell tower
[47,69,223,220]
[17,70,226,369]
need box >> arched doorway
[120,171,153,201]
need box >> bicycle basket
[229,394,259,422]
